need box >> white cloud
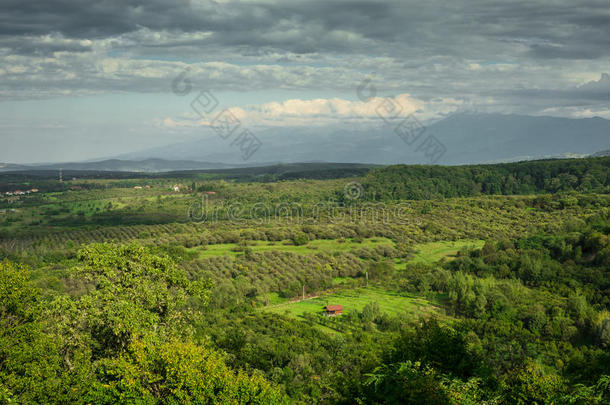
[160,93,464,129]
[537,106,610,119]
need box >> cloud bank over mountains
[160,94,466,128]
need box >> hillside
[0,158,237,173]
[362,156,610,200]
[0,156,608,404]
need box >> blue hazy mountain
[3,113,609,170]
[116,113,610,166]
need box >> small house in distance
[324,305,343,316]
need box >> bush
[292,232,309,246]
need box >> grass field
[261,287,443,319]
[409,239,485,264]
[192,237,395,258]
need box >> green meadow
[261,287,444,320]
[191,236,395,258]
[409,239,485,264]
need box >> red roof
[325,305,343,312]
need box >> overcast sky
[1,0,610,163]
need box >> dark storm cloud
[0,0,608,58]
[1,0,610,118]
[0,0,207,38]
[0,0,277,41]
[0,35,91,56]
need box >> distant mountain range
[0,158,240,173]
[2,113,610,171]
[114,113,610,166]
[591,149,610,157]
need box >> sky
[1,0,610,163]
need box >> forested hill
[363,157,610,200]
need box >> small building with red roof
[324,305,343,316]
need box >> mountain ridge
[2,113,610,171]
[112,113,610,166]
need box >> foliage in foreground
[0,246,285,404]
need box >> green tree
[363,361,452,404]
[0,261,85,403]
[59,243,210,358]
[389,319,481,379]
[88,338,287,404]
[292,232,309,246]
[503,361,566,404]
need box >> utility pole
[59,168,63,182]
[302,284,305,301]
[366,271,369,287]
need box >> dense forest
[362,157,610,200]
[0,157,609,403]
